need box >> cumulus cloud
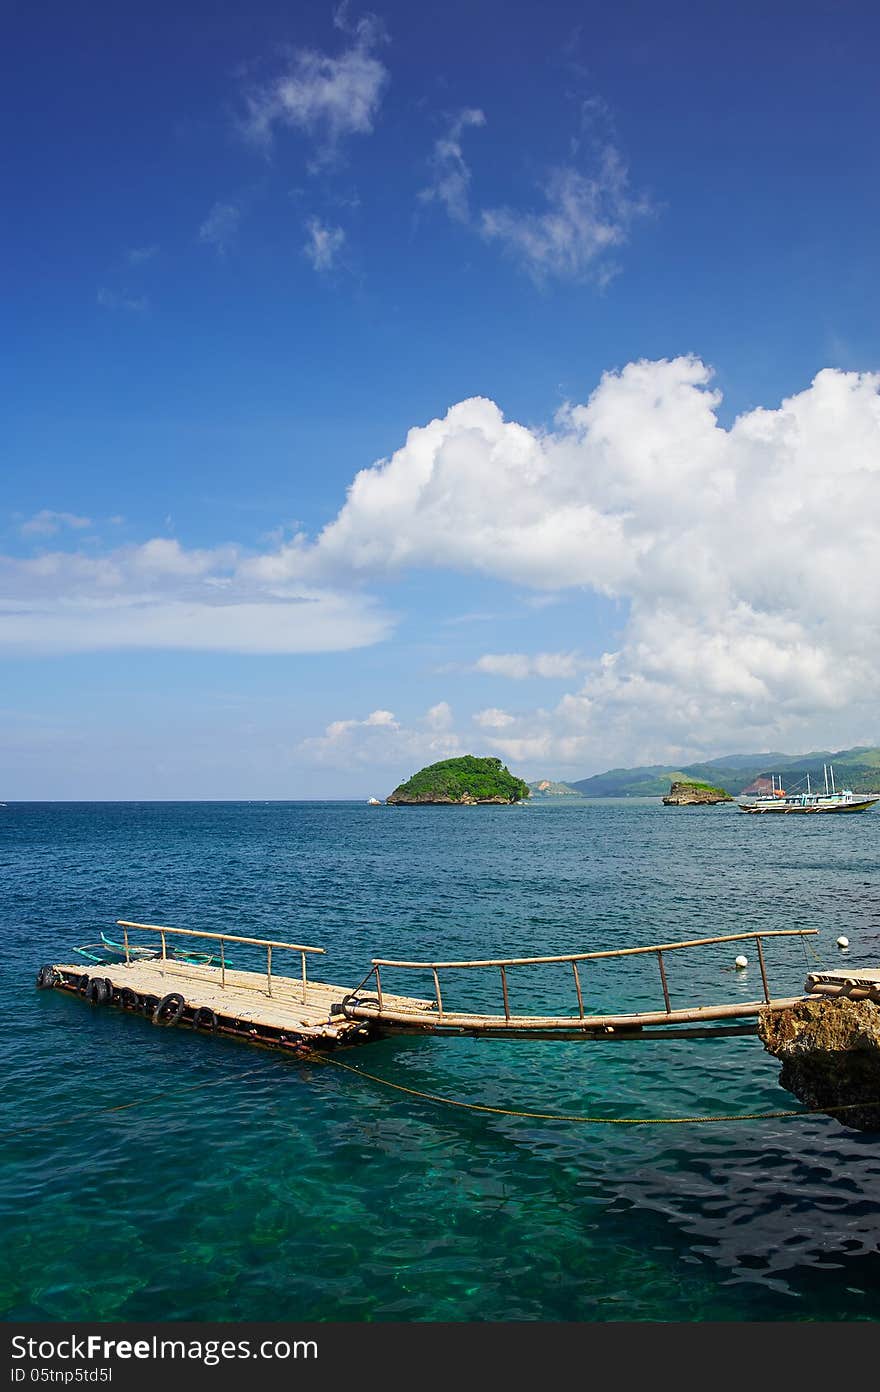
[475,652,583,680]
[0,537,392,655]
[303,218,346,270]
[300,701,461,768]
[473,708,515,728]
[240,14,388,167]
[19,510,92,538]
[198,202,241,256]
[276,357,880,766]
[481,150,650,284]
[418,108,485,223]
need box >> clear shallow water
[2,799,880,1322]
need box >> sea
[2,798,879,1322]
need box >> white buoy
[837,936,849,949]
[734,954,748,969]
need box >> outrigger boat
[738,764,879,815]
[74,930,230,968]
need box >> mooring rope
[7,1045,877,1137]
[307,1050,878,1126]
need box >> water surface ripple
[2,799,879,1320]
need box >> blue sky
[4,0,880,797]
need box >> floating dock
[36,921,846,1051]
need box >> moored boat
[73,931,230,967]
[738,765,880,815]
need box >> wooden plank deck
[46,917,875,1049]
[52,959,434,1047]
[49,959,825,1045]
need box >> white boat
[367,797,382,806]
[738,764,879,815]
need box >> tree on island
[387,756,530,805]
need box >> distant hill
[571,746,880,798]
[527,779,582,798]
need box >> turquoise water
[2,799,880,1321]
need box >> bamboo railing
[116,920,325,1000]
[344,929,818,1030]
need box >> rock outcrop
[758,996,880,1131]
[662,780,733,806]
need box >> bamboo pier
[35,920,865,1052]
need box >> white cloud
[303,218,346,270]
[418,108,485,224]
[300,701,462,769]
[475,651,583,680]
[20,510,92,538]
[0,537,392,655]
[127,245,159,265]
[424,700,454,730]
[324,708,399,740]
[481,151,650,284]
[198,203,241,256]
[276,357,880,767]
[473,708,515,728]
[240,16,388,167]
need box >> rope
[308,1050,879,1126]
[9,1031,877,1135]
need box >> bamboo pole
[375,965,384,1012]
[220,938,226,989]
[432,968,443,1019]
[160,930,167,961]
[267,944,272,997]
[116,920,325,955]
[500,965,511,1020]
[123,924,130,966]
[370,928,816,971]
[345,994,806,1032]
[808,982,880,1001]
[301,951,308,1004]
[657,950,671,1013]
[755,936,770,1003]
[572,961,585,1019]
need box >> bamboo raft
[36,921,864,1051]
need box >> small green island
[387,755,530,805]
[662,779,733,806]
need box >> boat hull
[738,798,879,814]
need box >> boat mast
[807,772,811,794]
[830,763,836,793]
[824,763,829,795]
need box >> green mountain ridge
[527,779,582,798]
[571,745,880,797]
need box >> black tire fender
[142,994,160,1019]
[36,965,59,990]
[192,1006,218,1031]
[76,974,90,996]
[152,992,186,1025]
[85,977,110,1006]
[119,987,139,1011]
